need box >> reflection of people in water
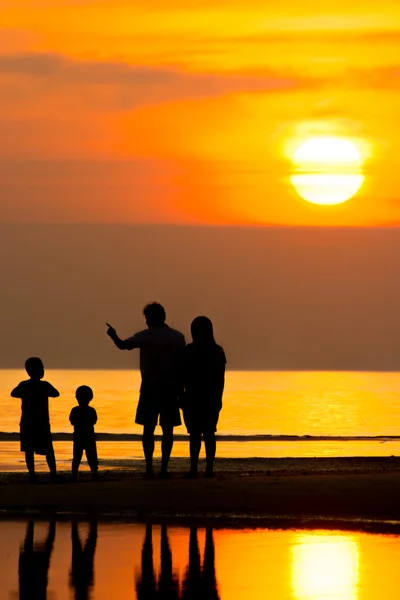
[181,527,220,600]
[69,522,97,600]
[18,521,56,600]
[135,524,179,600]
[158,525,180,600]
[201,528,220,600]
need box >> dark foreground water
[1,520,400,599]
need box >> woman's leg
[204,432,216,477]
[189,432,202,476]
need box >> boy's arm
[92,409,98,425]
[10,383,24,398]
[46,383,60,398]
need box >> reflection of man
[181,527,220,600]
[69,522,97,600]
[18,521,56,600]
[107,303,185,478]
[157,525,180,600]
[135,524,179,600]
[135,525,157,600]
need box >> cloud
[350,64,400,89]
[0,52,319,110]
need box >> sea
[1,369,400,471]
[1,519,400,599]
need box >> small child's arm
[69,409,76,426]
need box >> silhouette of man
[135,524,179,600]
[107,303,185,478]
[18,521,56,600]
[69,522,97,600]
[181,527,220,600]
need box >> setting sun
[290,137,365,206]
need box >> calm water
[1,370,400,470]
[1,520,400,599]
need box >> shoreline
[1,457,400,525]
[1,432,400,442]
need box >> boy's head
[76,385,94,406]
[25,357,44,380]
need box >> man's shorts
[135,392,181,428]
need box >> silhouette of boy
[69,385,98,481]
[11,357,59,483]
[18,521,56,600]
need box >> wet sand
[1,457,400,524]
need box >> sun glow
[291,533,359,599]
[290,137,365,206]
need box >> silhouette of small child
[11,357,59,483]
[69,386,98,481]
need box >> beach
[1,456,400,525]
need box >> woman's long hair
[190,316,216,346]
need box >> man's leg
[160,425,174,477]
[142,424,156,476]
[25,451,35,482]
[188,433,202,477]
[204,432,217,477]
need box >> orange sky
[1,0,399,225]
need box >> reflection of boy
[18,521,56,600]
[69,386,98,481]
[11,357,59,483]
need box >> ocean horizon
[1,369,400,470]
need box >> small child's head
[76,385,94,406]
[25,357,44,380]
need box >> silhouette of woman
[181,527,220,600]
[181,317,226,478]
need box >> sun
[290,137,365,206]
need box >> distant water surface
[1,370,400,470]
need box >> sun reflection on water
[291,533,359,599]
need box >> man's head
[25,357,44,380]
[76,385,94,406]
[143,302,166,327]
